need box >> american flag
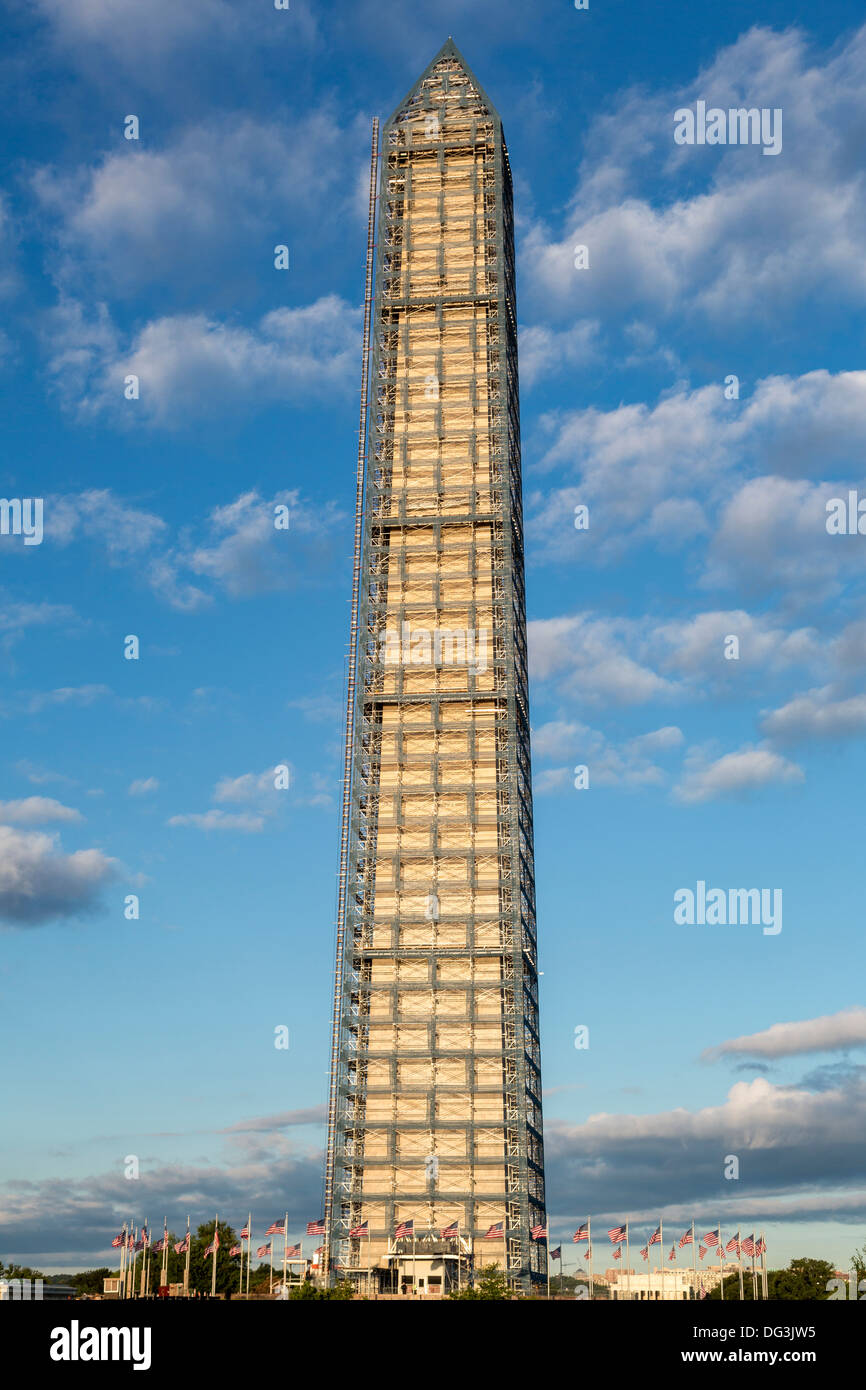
[549,1246,562,1260]
[702,1228,719,1248]
[394,1220,414,1240]
[613,1247,622,1260]
[679,1228,693,1249]
[134,1236,144,1251]
[257,1242,271,1258]
[699,1283,707,1299]
[756,1237,766,1255]
[484,1222,504,1239]
[669,1245,676,1262]
[585,1246,592,1259]
[608,1224,627,1244]
[573,1224,589,1243]
[726,1235,740,1255]
[349,1221,368,1238]
[699,1245,708,1260]
[530,1224,547,1240]
[266,1219,285,1236]
[240,1226,249,1239]
[153,1237,167,1253]
[640,1246,648,1261]
[441,1222,459,1239]
[741,1234,756,1256]
[286,1244,301,1258]
[307,1218,326,1236]
[229,1245,242,1257]
[111,1234,123,1248]
[649,1225,661,1246]
[204,1230,220,1257]
[174,1237,188,1256]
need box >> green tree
[708,1256,835,1300]
[289,1277,355,1301]
[2,1261,44,1282]
[71,1268,112,1296]
[449,1263,512,1300]
[186,1220,241,1297]
[771,1258,834,1300]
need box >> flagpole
[750,1238,757,1301]
[139,1219,147,1299]
[761,1231,768,1300]
[184,1216,191,1297]
[546,1222,550,1301]
[118,1225,126,1299]
[588,1218,593,1300]
[626,1222,631,1301]
[659,1219,664,1301]
[691,1221,696,1300]
[718,1218,724,1300]
[269,1239,274,1296]
[129,1226,137,1300]
[737,1228,744,1301]
[211,1213,218,1298]
[246,1214,252,1298]
[282,1212,289,1295]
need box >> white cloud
[128,778,159,797]
[214,763,292,807]
[34,108,347,300]
[32,0,318,74]
[529,371,866,575]
[0,798,82,825]
[529,615,679,706]
[703,1009,866,1062]
[521,26,866,328]
[761,687,866,743]
[166,810,265,833]
[27,685,112,712]
[531,719,682,792]
[0,825,115,927]
[185,491,342,599]
[674,744,804,803]
[0,193,19,299]
[47,490,166,557]
[529,609,821,708]
[518,320,599,387]
[0,599,78,634]
[48,295,362,425]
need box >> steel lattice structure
[324,39,546,1295]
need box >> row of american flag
[111,1216,767,1265]
[110,1217,330,1262]
[601,1223,766,1262]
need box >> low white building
[605,1264,738,1300]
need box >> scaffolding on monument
[325,40,546,1295]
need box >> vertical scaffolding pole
[323,116,380,1283]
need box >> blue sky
[1,0,865,1274]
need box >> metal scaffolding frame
[325,39,546,1294]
